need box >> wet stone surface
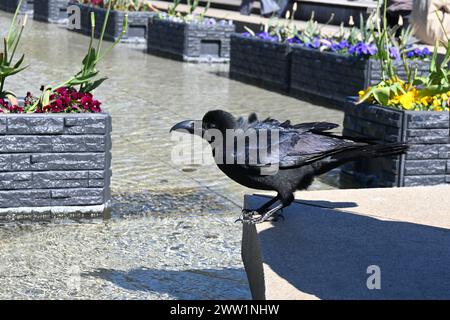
[0,12,343,299]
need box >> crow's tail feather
[313,142,408,175]
[358,142,409,158]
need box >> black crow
[170,110,408,223]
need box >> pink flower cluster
[0,98,23,113]
[84,0,104,7]
[39,87,102,113]
[0,87,102,114]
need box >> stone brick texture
[75,3,154,43]
[341,101,450,187]
[147,17,235,63]
[0,0,33,12]
[229,34,291,92]
[290,45,429,106]
[0,113,112,208]
[33,0,68,23]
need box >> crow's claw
[235,210,259,223]
[241,209,257,215]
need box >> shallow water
[0,12,343,299]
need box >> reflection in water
[0,11,344,299]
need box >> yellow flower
[420,96,431,107]
[433,106,444,111]
[399,91,415,110]
[358,90,365,98]
[433,99,441,107]
[442,93,448,101]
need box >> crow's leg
[247,194,294,224]
[242,195,280,214]
[236,195,280,223]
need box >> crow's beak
[170,120,202,135]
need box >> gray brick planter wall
[147,17,235,63]
[341,101,450,187]
[0,113,112,219]
[74,3,154,43]
[33,0,68,23]
[0,0,33,13]
[290,45,429,107]
[229,34,291,92]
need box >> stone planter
[0,113,112,219]
[341,101,450,187]
[147,17,235,63]
[33,0,68,23]
[290,45,430,107]
[74,3,154,43]
[0,0,33,13]
[229,34,291,92]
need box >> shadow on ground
[257,201,450,299]
[84,267,251,300]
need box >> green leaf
[372,87,390,105]
[81,77,107,93]
[13,53,24,68]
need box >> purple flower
[286,36,301,44]
[348,42,377,57]
[389,47,401,60]
[256,32,279,42]
[338,40,349,49]
[422,47,431,56]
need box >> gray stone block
[74,3,155,43]
[0,135,105,153]
[0,118,6,134]
[290,45,429,106]
[7,116,64,134]
[0,0,32,13]
[33,0,68,23]
[147,17,235,63]
[0,113,111,212]
[230,34,291,92]
[64,116,107,134]
[342,101,450,187]
[404,160,447,175]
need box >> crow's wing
[228,116,359,169]
[275,132,366,168]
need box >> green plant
[83,0,157,12]
[167,0,181,16]
[163,0,211,22]
[199,0,210,20]
[296,11,321,43]
[336,13,374,45]
[357,1,450,111]
[0,0,28,101]
[187,0,199,14]
[29,0,128,111]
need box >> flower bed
[0,0,32,13]
[290,45,430,107]
[33,0,69,23]
[0,1,122,218]
[0,112,112,218]
[74,3,154,43]
[147,16,235,62]
[341,100,450,187]
[229,33,291,92]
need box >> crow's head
[170,110,236,137]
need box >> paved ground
[0,12,343,299]
[243,188,450,300]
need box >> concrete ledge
[242,186,450,300]
[0,203,109,221]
